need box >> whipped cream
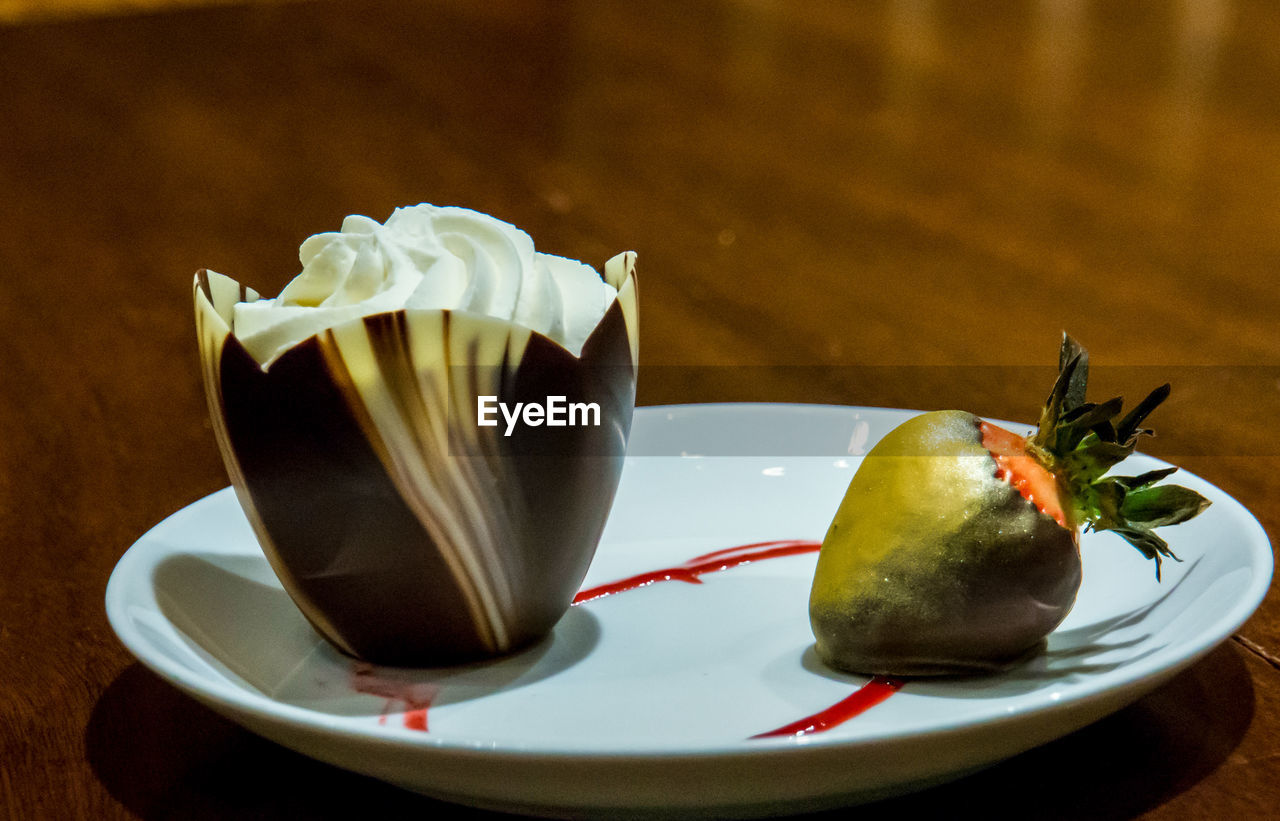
[231,204,619,365]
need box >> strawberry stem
[1028,334,1210,578]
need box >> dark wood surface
[3,0,1279,817]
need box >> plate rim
[106,401,1274,761]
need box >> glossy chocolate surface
[810,411,1082,677]
[196,263,637,665]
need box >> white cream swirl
[230,204,619,365]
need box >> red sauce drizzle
[750,676,904,738]
[353,538,905,738]
[572,537,904,739]
[351,663,437,732]
[572,539,821,604]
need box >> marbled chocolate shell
[194,253,638,665]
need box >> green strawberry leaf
[1059,333,1089,412]
[1113,467,1179,490]
[1120,484,1211,528]
[1063,439,1132,476]
[1117,384,1171,444]
[1029,335,1209,577]
[1108,526,1181,580]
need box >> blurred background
[4,0,1276,466]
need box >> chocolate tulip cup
[194,253,638,666]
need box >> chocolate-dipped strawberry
[194,205,638,666]
[809,335,1209,676]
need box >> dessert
[809,335,1209,676]
[194,204,638,665]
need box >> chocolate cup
[194,254,638,666]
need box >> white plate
[106,404,1273,818]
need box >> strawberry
[809,334,1210,676]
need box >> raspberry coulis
[354,538,902,738]
[572,539,822,604]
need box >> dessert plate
[106,403,1272,818]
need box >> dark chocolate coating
[196,265,637,666]
[809,410,1082,677]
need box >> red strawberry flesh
[980,421,1071,530]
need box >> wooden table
[3,0,1278,816]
